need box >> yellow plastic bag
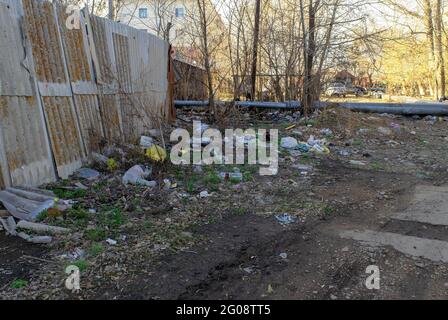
[107,158,118,171]
[146,145,167,162]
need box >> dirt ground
[1,107,448,300]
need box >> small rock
[377,127,392,135]
[200,191,210,198]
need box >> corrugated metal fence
[0,0,173,188]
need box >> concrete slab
[340,230,448,263]
[392,186,448,226]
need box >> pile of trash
[281,134,331,156]
[0,129,171,243]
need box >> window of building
[139,8,148,19]
[175,7,185,18]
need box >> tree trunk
[304,1,318,114]
[435,0,445,99]
[250,0,262,100]
[197,0,215,113]
[423,0,438,99]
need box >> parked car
[345,86,367,97]
[325,83,347,97]
[353,86,367,96]
[369,87,386,99]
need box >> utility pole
[250,0,262,101]
[108,0,114,20]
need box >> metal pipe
[174,100,448,116]
[318,102,448,116]
[174,100,300,109]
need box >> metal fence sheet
[42,96,83,179]
[0,96,56,186]
[0,2,32,96]
[23,0,85,177]
[0,0,171,189]
[73,94,104,152]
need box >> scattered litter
[320,128,333,136]
[279,253,288,259]
[106,238,118,246]
[311,144,330,155]
[293,164,313,173]
[424,115,437,124]
[377,127,392,136]
[146,145,167,162]
[153,244,169,251]
[200,191,210,198]
[140,136,154,148]
[285,124,296,131]
[350,160,367,166]
[0,187,56,221]
[219,171,243,182]
[107,158,118,172]
[122,165,156,187]
[88,209,97,214]
[390,123,401,131]
[281,137,298,149]
[76,168,100,181]
[297,143,311,153]
[163,179,177,190]
[243,267,254,274]
[65,248,86,261]
[358,128,369,135]
[339,150,350,157]
[275,214,298,226]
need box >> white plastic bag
[122,165,156,187]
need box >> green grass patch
[88,243,104,257]
[52,188,87,199]
[69,260,89,272]
[85,228,108,242]
[10,279,28,289]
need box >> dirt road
[1,109,448,300]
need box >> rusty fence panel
[90,16,170,143]
[0,0,171,189]
[0,1,56,188]
[22,0,85,179]
[56,4,105,155]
